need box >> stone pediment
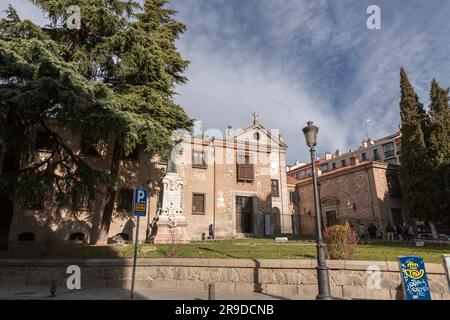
[232,123,287,150]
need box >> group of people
[356,222,415,241]
[385,222,415,241]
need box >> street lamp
[302,121,333,300]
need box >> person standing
[395,224,403,240]
[408,224,415,240]
[359,223,366,240]
[386,223,395,240]
[402,223,409,241]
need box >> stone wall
[0,259,448,300]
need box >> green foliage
[428,79,450,224]
[399,68,450,227]
[0,0,192,213]
[323,223,359,260]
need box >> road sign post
[444,255,450,291]
[130,187,148,299]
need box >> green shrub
[323,223,359,259]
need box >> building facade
[287,131,402,180]
[7,117,291,247]
[294,157,409,238]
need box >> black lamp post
[302,121,333,300]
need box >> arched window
[18,232,35,242]
[113,233,129,241]
[70,232,85,242]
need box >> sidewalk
[0,286,306,300]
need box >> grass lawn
[1,239,449,263]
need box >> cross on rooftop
[252,112,259,125]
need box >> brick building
[293,156,409,238]
[7,116,291,246]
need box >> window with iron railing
[192,149,207,169]
[236,151,254,181]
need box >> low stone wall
[0,259,448,300]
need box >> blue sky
[2,0,450,163]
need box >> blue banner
[398,256,431,300]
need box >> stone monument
[153,163,189,243]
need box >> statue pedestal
[152,172,190,243]
[153,215,189,244]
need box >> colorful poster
[398,256,431,300]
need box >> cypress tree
[398,68,439,238]
[428,79,450,226]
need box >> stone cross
[252,112,259,125]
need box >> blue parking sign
[133,188,148,217]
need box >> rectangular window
[383,142,395,158]
[373,149,380,161]
[73,193,93,210]
[121,146,138,161]
[320,163,328,172]
[387,173,402,196]
[289,191,298,205]
[117,188,133,211]
[22,193,44,210]
[34,131,55,152]
[271,179,280,197]
[331,162,336,169]
[361,152,368,161]
[236,151,254,181]
[80,137,100,156]
[341,159,346,167]
[192,193,205,214]
[299,171,305,179]
[192,149,207,168]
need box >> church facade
[7,116,291,246]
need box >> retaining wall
[0,259,449,300]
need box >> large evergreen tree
[398,68,439,238]
[427,79,450,226]
[0,0,192,248]
[0,5,125,249]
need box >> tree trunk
[0,115,23,250]
[95,139,121,245]
[428,221,439,240]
